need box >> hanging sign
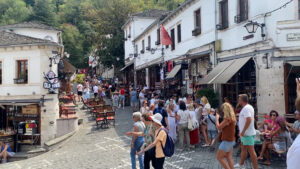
[43,71,60,93]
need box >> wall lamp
[244,21,265,39]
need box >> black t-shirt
[154,107,168,127]
[111,86,116,92]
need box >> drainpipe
[214,0,221,102]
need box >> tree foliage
[0,0,185,68]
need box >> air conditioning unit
[234,15,241,24]
[192,28,201,36]
[155,41,161,45]
[140,50,144,54]
[146,47,151,51]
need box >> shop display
[0,104,41,152]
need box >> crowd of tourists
[73,75,126,110]
[125,83,300,169]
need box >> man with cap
[138,113,167,169]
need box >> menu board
[22,105,38,115]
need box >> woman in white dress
[167,103,177,142]
[140,100,148,114]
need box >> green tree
[61,24,85,68]
[0,0,31,25]
[31,0,57,26]
[92,0,137,68]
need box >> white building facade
[0,22,64,146]
[123,0,300,116]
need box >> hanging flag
[161,25,172,45]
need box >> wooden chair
[104,105,113,111]
[106,111,115,127]
[96,113,106,128]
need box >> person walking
[76,83,83,102]
[188,104,199,148]
[176,101,191,150]
[205,108,218,149]
[129,112,145,169]
[201,96,210,147]
[119,87,126,109]
[139,90,146,109]
[167,103,177,142]
[93,84,99,98]
[216,103,236,169]
[137,113,167,169]
[130,88,138,112]
[140,100,149,114]
[126,113,155,169]
[234,94,258,169]
[153,101,168,128]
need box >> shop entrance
[222,59,256,109]
[0,104,41,152]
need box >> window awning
[120,62,134,71]
[287,61,300,67]
[199,56,252,84]
[166,65,181,79]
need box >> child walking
[205,108,218,150]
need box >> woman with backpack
[137,113,168,169]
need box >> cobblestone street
[0,105,287,169]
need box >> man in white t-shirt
[139,90,145,108]
[93,85,99,98]
[234,94,258,169]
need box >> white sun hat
[150,113,162,126]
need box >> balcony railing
[14,77,28,84]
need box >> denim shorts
[219,141,235,152]
[120,95,125,101]
[208,130,218,139]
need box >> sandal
[259,161,271,165]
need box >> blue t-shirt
[154,107,168,127]
[130,91,137,102]
[1,144,12,153]
[206,114,217,131]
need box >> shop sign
[43,70,60,93]
[287,33,300,41]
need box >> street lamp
[244,21,265,39]
[49,51,61,67]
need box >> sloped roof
[0,31,60,47]
[122,9,168,29]
[132,9,168,18]
[0,21,59,31]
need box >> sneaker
[1,159,7,164]
[201,144,210,147]
[234,163,245,169]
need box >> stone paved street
[0,105,287,169]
